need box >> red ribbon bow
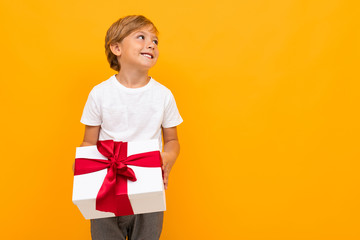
[74,140,162,216]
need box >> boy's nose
[147,41,155,49]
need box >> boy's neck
[115,69,151,89]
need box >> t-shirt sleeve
[162,90,183,128]
[80,87,102,126]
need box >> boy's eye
[137,34,158,45]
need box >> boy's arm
[80,125,101,146]
[72,125,101,172]
[161,126,180,190]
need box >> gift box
[72,139,166,219]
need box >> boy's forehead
[133,26,158,37]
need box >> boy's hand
[160,151,177,190]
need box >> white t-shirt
[80,74,183,150]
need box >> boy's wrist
[161,151,177,163]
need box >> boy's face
[116,25,159,71]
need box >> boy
[75,15,183,239]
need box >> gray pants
[90,211,164,240]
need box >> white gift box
[72,139,166,219]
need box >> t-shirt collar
[111,74,154,92]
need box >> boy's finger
[164,178,168,190]
[163,171,169,180]
[163,178,167,189]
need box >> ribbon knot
[74,140,162,216]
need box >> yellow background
[0,0,359,239]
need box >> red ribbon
[74,140,162,216]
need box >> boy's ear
[109,42,121,56]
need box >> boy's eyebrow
[136,31,158,39]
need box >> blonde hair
[105,15,159,72]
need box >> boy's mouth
[140,52,154,59]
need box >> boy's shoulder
[91,75,114,91]
[151,77,173,94]
[87,75,116,99]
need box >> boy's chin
[139,63,157,70]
